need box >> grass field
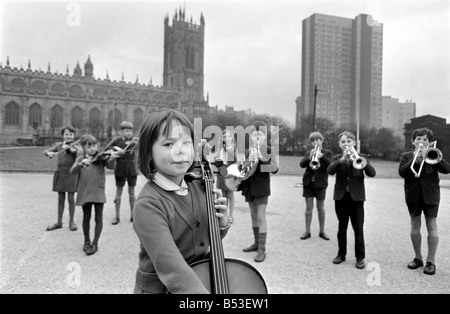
[2,146,442,179]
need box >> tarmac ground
[1,173,450,294]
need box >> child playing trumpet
[327,131,376,269]
[299,132,333,240]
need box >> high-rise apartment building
[381,96,416,138]
[297,13,383,129]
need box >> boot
[254,233,267,262]
[243,227,259,252]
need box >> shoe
[69,223,78,231]
[86,244,98,256]
[243,243,258,252]
[423,262,436,275]
[356,259,365,269]
[333,255,346,264]
[46,223,62,231]
[254,251,266,262]
[112,217,120,225]
[319,232,330,241]
[83,242,91,252]
[300,232,311,240]
[407,258,424,270]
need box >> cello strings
[206,178,229,293]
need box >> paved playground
[1,172,450,294]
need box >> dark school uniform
[111,137,138,185]
[327,153,376,259]
[238,145,279,202]
[133,173,230,294]
[44,142,78,192]
[300,148,333,199]
[398,151,450,217]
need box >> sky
[1,0,449,126]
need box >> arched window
[94,87,106,97]
[139,93,148,101]
[88,107,103,136]
[109,89,121,98]
[108,108,122,131]
[71,106,83,129]
[51,104,63,128]
[125,91,136,100]
[4,101,20,125]
[29,103,42,127]
[185,45,195,69]
[69,84,83,97]
[133,107,144,131]
[51,82,65,94]
[31,80,46,91]
[11,78,25,89]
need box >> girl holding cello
[132,109,231,293]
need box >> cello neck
[201,167,230,294]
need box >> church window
[51,104,64,128]
[133,107,144,131]
[4,101,20,125]
[31,80,46,91]
[108,108,122,131]
[29,103,42,127]
[11,78,26,89]
[71,106,83,128]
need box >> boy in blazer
[111,121,138,225]
[398,127,450,275]
[299,132,333,240]
[327,131,376,269]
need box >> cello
[189,140,268,294]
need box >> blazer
[133,179,229,294]
[398,151,450,205]
[111,137,138,177]
[300,148,333,188]
[327,153,376,202]
[238,145,279,197]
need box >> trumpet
[309,145,321,170]
[345,146,367,170]
[224,139,260,191]
[410,141,442,178]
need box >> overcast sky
[1,0,449,125]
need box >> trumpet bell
[424,147,442,165]
[309,160,320,170]
[353,157,367,170]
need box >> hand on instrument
[80,158,92,167]
[213,190,229,228]
[46,152,57,159]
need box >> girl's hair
[60,124,76,136]
[309,131,324,142]
[136,109,194,180]
[79,134,98,147]
[411,127,433,141]
[338,131,356,141]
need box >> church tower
[163,8,205,102]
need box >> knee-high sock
[410,233,422,260]
[258,233,267,253]
[427,236,439,264]
[318,209,326,233]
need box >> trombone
[410,141,442,178]
[346,146,367,170]
[309,145,321,170]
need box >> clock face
[186,77,194,86]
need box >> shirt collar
[153,172,189,196]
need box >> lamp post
[312,84,327,132]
